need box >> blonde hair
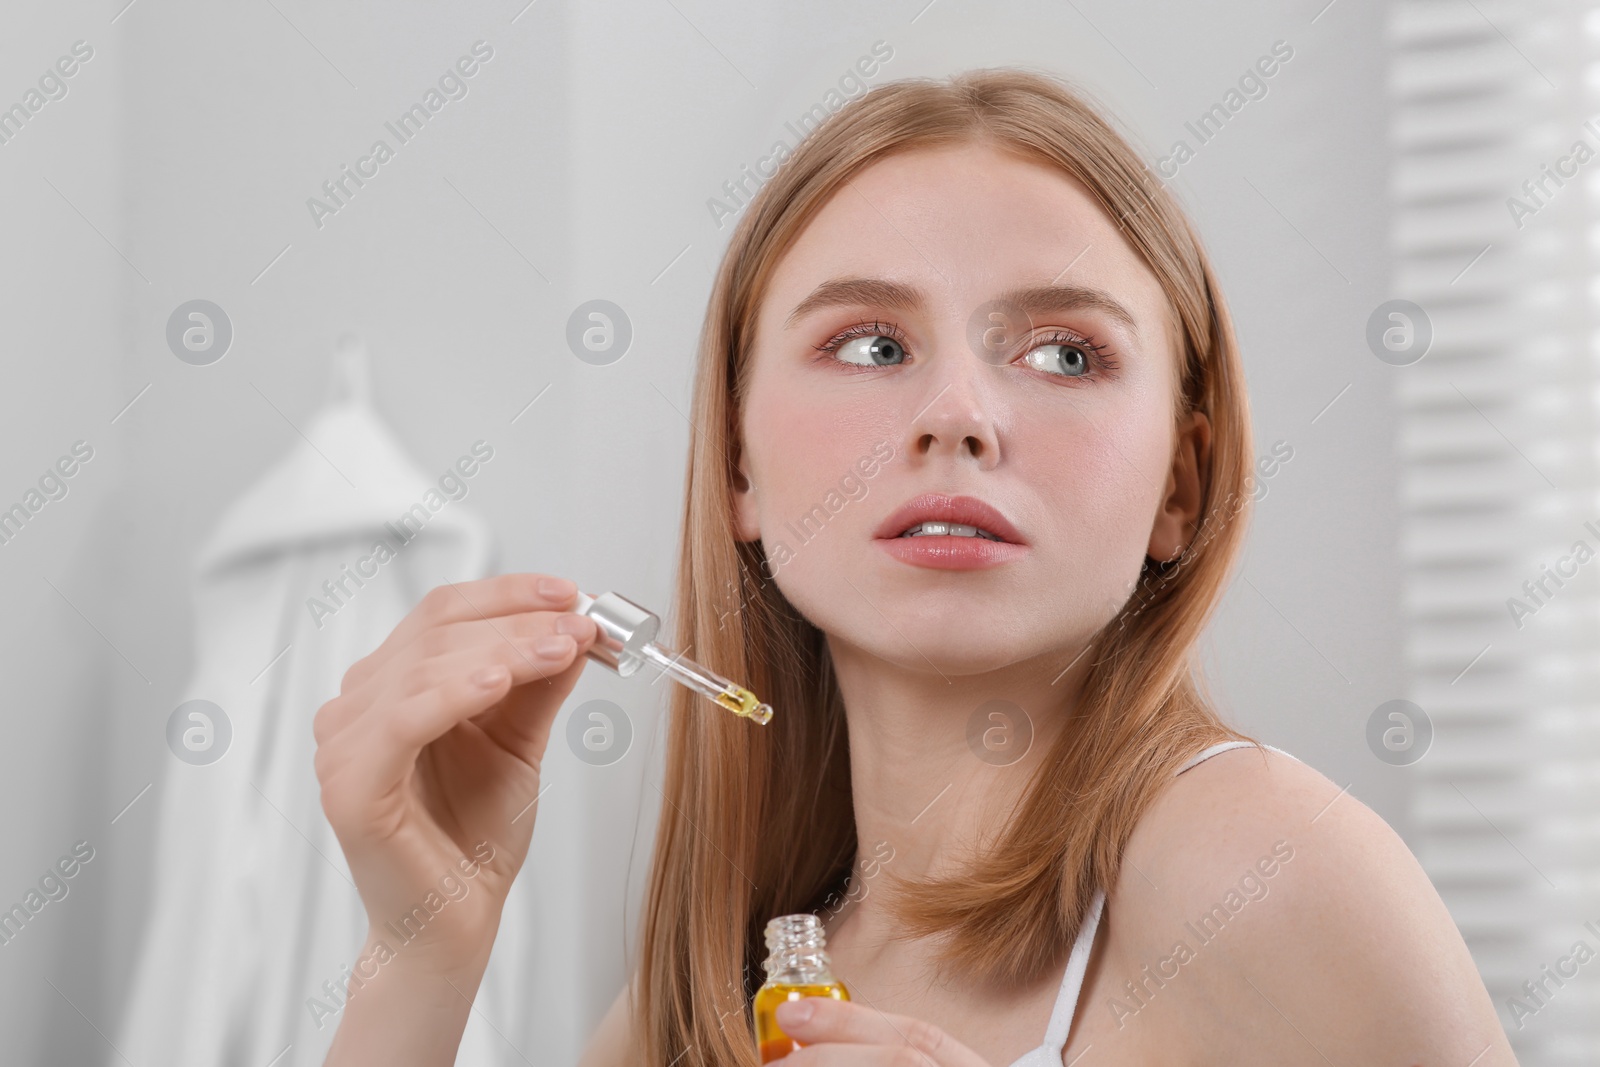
[633,66,1259,1066]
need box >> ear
[1147,409,1211,563]
[731,436,761,543]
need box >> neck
[819,632,1091,956]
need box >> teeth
[898,521,1004,541]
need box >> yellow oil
[752,980,850,1063]
[715,685,773,724]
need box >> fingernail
[777,998,814,1025]
[535,634,573,657]
[538,576,577,599]
[472,665,507,687]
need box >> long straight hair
[633,67,1259,1066]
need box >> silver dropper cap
[569,589,774,724]
[572,590,657,677]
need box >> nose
[900,338,1002,468]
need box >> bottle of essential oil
[752,913,850,1062]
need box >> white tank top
[1004,740,1299,1067]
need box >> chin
[839,635,1020,678]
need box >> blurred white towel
[111,341,541,1065]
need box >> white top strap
[1016,740,1298,1065]
[1176,739,1298,776]
[1039,885,1105,1050]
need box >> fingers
[318,598,597,746]
[342,574,581,695]
[773,998,988,1066]
[472,618,600,763]
[318,620,600,823]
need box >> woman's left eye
[1023,340,1093,378]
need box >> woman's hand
[772,998,994,1066]
[313,572,601,979]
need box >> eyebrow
[784,277,1140,338]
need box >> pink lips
[872,493,1029,570]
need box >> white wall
[0,1,1403,1062]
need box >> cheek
[745,387,880,530]
[1013,403,1170,595]
[741,385,894,620]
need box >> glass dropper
[572,590,773,725]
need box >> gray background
[0,0,1407,1063]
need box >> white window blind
[1390,1,1600,1060]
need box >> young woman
[315,70,1515,1066]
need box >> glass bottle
[752,913,850,1063]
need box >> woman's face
[734,140,1201,676]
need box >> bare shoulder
[576,970,641,1067]
[1105,745,1517,1065]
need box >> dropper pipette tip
[573,589,774,725]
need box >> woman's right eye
[829,333,907,367]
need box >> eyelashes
[814,319,905,354]
[812,319,1121,381]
